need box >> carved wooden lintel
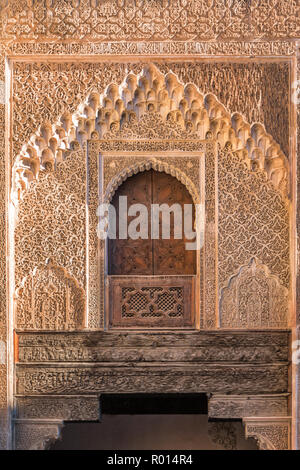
[15,363,289,396]
[15,395,100,422]
[208,394,289,419]
[243,417,291,450]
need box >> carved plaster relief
[0,0,296,452]
[12,62,290,332]
[218,149,290,299]
[5,41,297,57]
[15,259,85,331]
[220,258,289,328]
[243,417,291,450]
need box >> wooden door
[108,171,153,275]
[108,170,196,276]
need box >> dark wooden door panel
[108,169,196,276]
[152,171,196,275]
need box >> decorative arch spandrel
[14,149,86,290]
[13,63,288,201]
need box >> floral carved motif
[218,149,290,294]
[15,259,85,331]
[243,418,291,450]
[14,149,86,290]
[220,258,289,328]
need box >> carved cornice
[208,394,289,419]
[0,1,298,42]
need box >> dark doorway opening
[100,393,208,415]
[50,393,258,450]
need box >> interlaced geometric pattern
[121,286,184,319]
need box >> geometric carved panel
[15,259,85,331]
[109,276,195,328]
[220,258,289,329]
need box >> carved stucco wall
[0,0,297,450]
[15,259,85,331]
[218,149,290,289]
[12,62,291,331]
[220,258,289,328]
[14,149,86,289]
[14,148,86,330]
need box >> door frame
[86,142,217,330]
